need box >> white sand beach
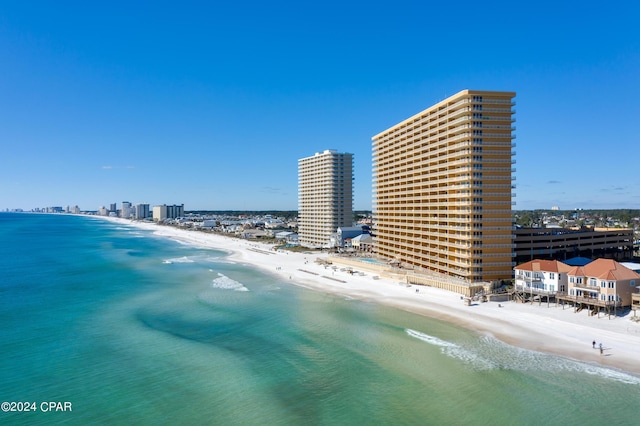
[104,217,640,375]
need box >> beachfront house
[514,259,572,296]
[351,233,373,252]
[560,258,640,309]
[275,231,299,245]
[330,226,370,249]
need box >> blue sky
[1,1,638,211]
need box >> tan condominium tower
[298,150,354,248]
[372,89,516,283]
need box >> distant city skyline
[1,1,638,211]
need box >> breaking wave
[162,256,195,264]
[406,329,640,385]
[212,273,249,292]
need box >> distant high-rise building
[121,201,132,218]
[298,150,353,248]
[152,204,184,221]
[135,203,150,219]
[152,205,167,222]
[166,204,184,219]
[110,203,117,214]
[372,89,516,283]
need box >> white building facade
[298,150,353,248]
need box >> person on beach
[592,340,596,349]
[599,343,603,355]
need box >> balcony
[556,292,622,308]
[514,282,555,293]
[571,282,603,291]
[515,274,542,282]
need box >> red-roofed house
[562,258,640,310]
[514,259,573,296]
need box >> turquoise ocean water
[1,213,638,425]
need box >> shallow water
[1,213,638,425]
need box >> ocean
[1,213,638,425]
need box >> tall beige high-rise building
[298,150,354,248]
[372,90,516,283]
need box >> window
[608,282,614,289]
[601,281,606,288]
[570,276,574,283]
[589,278,596,286]
[549,273,555,279]
[631,280,636,287]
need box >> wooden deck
[510,288,623,318]
[555,292,622,318]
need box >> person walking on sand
[592,340,596,349]
[599,343,603,355]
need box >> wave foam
[406,329,640,384]
[163,256,194,264]
[212,273,249,292]
[406,329,496,370]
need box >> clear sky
[1,1,638,212]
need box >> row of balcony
[373,98,515,143]
[375,166,516,180]
[386,109,510,138]
[374,124,515,152]
[379,175,516,185]
[375,145,514,168]
[375,194,514,202]
[372,215,515,224]
[375,151,516,171]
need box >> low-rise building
[514,227,634,264]
[514,259,572,296]
[559,258,640,311]
[351,233,373,251]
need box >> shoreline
[99,217,640,376]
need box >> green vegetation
[513,209,640,228]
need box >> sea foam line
[406,329,496,370]
[406,329,640,385]
[163,256,195,264]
